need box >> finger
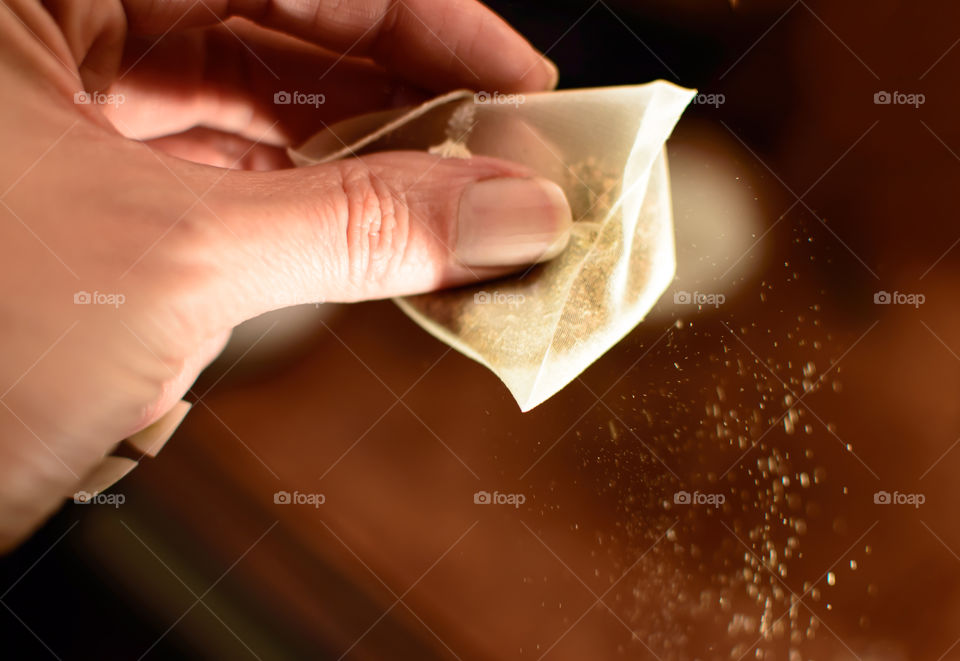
[144,127,292,170]
[188,151,572,328]
[40,0,126,92]
[117,0,558,94]
[137,329,232,430]
[101,22,430,146]
[0,323,229,552]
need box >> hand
[0,0,573,549]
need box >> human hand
[0,0,572,549]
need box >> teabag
[291,81,695,411]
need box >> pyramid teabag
[290,82,695,411]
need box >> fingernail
[75,457,137,497]
[455,177,572,267]
[541,57,560,90]
[123,400,192,457]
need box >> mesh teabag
[290,81,695,411]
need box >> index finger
[121,0,559,93]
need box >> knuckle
[336,161,410,293]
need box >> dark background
[4,1,960,659]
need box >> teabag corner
[291,81,695,411]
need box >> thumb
[198,151,573,326]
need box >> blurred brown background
[3,0,960,659]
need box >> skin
[0,0,559,549]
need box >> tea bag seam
[524,88,681,400]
